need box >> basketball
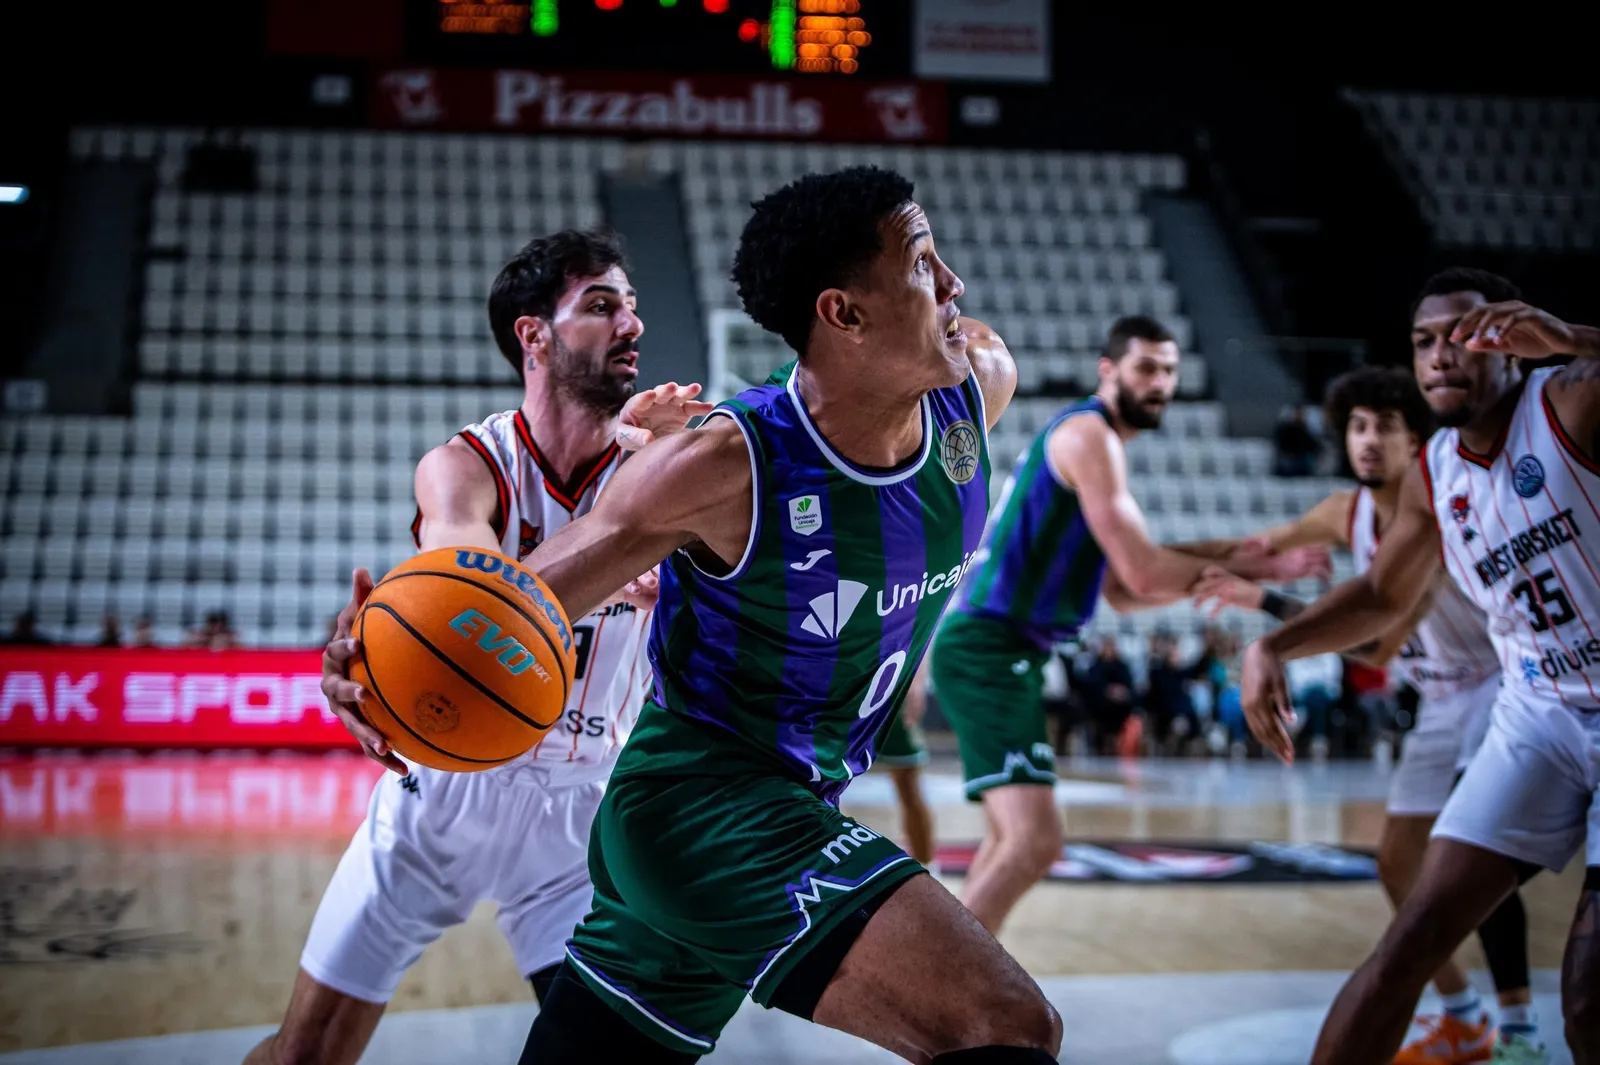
[349,547,577,773]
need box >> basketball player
[248,230,710,1065]
[1209,358,1543,1062]
[421,165,1085,1063]
[1233,273,1600,1064]
[929,315,1326,936]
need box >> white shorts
[1432,684,1600,872]
[1387,673,1500,817]
[300,764,602,1004]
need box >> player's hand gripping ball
[348,548,577,772]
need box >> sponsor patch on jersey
[940,419,981,485]
[1513,455,1546,497]
[788,494,822,536]
[1448,494,1478,540]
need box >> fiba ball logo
[941,420,980,485]
[1512,455,1545,498]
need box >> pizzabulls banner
[369,66,948,144]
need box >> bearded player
[1232,270,1600,1064]
[254,230,709,1065]
[930,315,1327,935]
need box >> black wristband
[1261,590,1297,620]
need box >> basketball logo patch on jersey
[1513,455,1546,498]
[940,419,981,485]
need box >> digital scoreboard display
[410,0,908,78]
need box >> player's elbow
[1116,563,1161,602]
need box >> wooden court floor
[0,751,1586,1054]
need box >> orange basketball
[349,547,577,772]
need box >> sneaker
[1490,1033,1550,1064]
[1393,1014,1494,1064]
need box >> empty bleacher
[1345,90,1600,252]
[1,126,1346,655]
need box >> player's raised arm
[960,316,1017,430]
[1050,411,1253,604]
[1165,489,1352,565]
[522,419,753,621]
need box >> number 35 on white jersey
[1423,367,1600,707]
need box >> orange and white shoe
[1393,1014,1495,1064]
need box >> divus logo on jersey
[1528,638,1600,683]
[452,551,573,653]
[820,820,885,864]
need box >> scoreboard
[409,0,909,78]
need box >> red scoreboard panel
[410,0,908,78]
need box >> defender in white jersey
[1208,364,1537,1063]
[246,230,711,1065]
[1234,269,1600,1065]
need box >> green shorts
[875,711,928,768]
[564,720,923,1054]
[930,611,1056,800]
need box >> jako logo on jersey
[789,494,822,537]
[447,609,550,679]
[821,820,884,864]
[1449,494,1478,541]
[802,580,868,638]
[1469,507,1581,590]
[1513,455,1546,498]
[940,419,981,485]
[875,550,980,617]
[453,551,573,653]
[791,549,832,572]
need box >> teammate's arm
[1171,490,1356,558]
[521,421,753,621]
[961,316,1017,430]
[1051,413,1255,604]
[1236,462,1441,761]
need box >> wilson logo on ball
[453,551,573,653]
[447,609,552,680]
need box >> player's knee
[936,976,1062,1056]
[1372,905,1458,983]
[1375,839,1414,902]
[1016,824,1063,880]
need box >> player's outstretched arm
[1050,413,1256,605]
[521,420,753,621]
[1158,490,1350,582]
[1237,462,1441,762]
[960,316,1017,430]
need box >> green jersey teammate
[933,316,1331,935]
[483,166,1058,1063]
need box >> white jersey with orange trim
[411,407,652,785]
[1348,486,1499,700]
[1422,367,1600,707]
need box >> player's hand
[616,568,660,612]
[1233,538,1333,583]
[1192,564,1263,617]
[321,568,407,775]
[1240,639,1295,764]
[616,382,714,451]
[1450,301,1585,360]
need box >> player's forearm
[1260,576,1403,661]
[416,519,502,554]
[1570,324,1600,358]
[1117,546,1214,601]
[1255,589,1387,663]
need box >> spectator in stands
[97,614,122,647]
[1083,635,1137,754]
[131,616,155,648]
[1144,631,1200,755]
[1273,405,1321,476]
[4,612,50,645]
[186,611,238,651]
